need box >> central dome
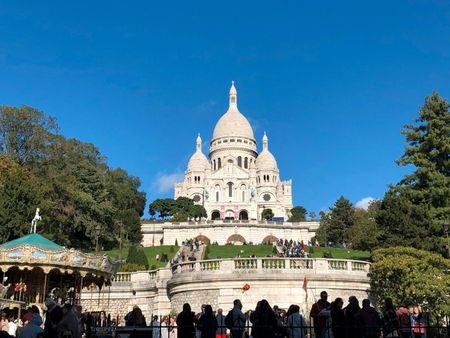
[212,82,255,141]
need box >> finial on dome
[262,131,268,150]
[229,81,237,107]
[196,133,202,151]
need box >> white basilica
[174,82,293,221]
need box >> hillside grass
[103,245,179,269]
[204,244,370,261]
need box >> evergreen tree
[376,92,450,252]
[288,206,307,222]
[316,196,356,246]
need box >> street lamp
[95,225,102,254]
[444,221,449,259]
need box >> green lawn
[307,247,371,261]
[103,245,179,269]
[204,245,370,261]
[205,244,275,259]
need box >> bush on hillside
[119,263,145,272]
[126,245,149,270]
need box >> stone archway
[195,235,211,245]
[239,210,248,220]
[227,234,246,245]
[261,235,278,245]
[211,210,220,220]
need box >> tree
[0,106,58,167]
[347,201,383,250]
[261,209,274,221]
[376,92,450,252]
[0,158,43,242]
[288,206,307,222]
[191,205,207,220]
[126,245,149,270]
[369,246,450,318]
[316,196,356,246]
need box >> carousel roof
[0,233,119,279]
[0,234,63,250]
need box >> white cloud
[152,172,184,194]
[355,197,376,210]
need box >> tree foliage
[347,201,383,251]
[261,208,274,221]
[376,92,450,253]
[288,206,307,222]
[369,246,450,317]
[0,106,146,250]
[316,196,356,245]
[149,197,207,221]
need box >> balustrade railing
[171,258,370,275]
[113,272,131,282]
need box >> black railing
[87,322,450,338]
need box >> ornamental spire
[262,131,268,150]
[229,81,237,108]
[196,133,202,152]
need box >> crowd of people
[0,291,430,338]
[277,239,310,258]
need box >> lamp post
[444,221,449,259]
[95,225,102,254]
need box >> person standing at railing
[355,299,381,338]
[286,304,307,338]
[198,305,218,338]
[229,299,246,338]
[249,299,278,338]
[344,296,360,338]
[177,303,197,338]
[382,298,400,338]
[215,309,226,338]
[151,315,161,338]
[330,298,345,338]
[310,291,330,338]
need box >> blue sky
[1,1,449,216]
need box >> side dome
[255,132,278,171]
[187,134,210,171]
[212,82,255,141]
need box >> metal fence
[88,322,450,338]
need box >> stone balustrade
[171,257,370,275]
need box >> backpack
[225,310,233,330]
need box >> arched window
[218,158,222,169]
[216,191,219,202]
[244,157,248,169]
[228,182,233,197]
[213,160,216,171]
[237,156,242,167]
[242,191,245,202]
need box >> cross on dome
[263,131,268,150]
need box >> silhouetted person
[331,298,345,338]
[198,305,217,338]
[344,296,360,338]
[250,299,278,338]
[177,303,196,338]
[310,291,330,338]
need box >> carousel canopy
[0,234,63,250]
[0,234,119,279]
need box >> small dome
[256,150,278,171]
[212,82,255,141]
[188,134,210,171]
[255,132,278,171]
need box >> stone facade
[141,220,319,246]
[174,83,293,221]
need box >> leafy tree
[369,246,450,318]
[347,201,383,250]
[191,204,207,220]
[288,206,307,222]
[261,209,274,221]
[376,92,450,252]
[171,212,189,222]
[0,106,58,167]
[149,198,173,219]
[0,159,43,241]
[126,245,149,270]
[316,196,356,245]
[308,211,317,221]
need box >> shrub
[126,245,149,269]
[170,245,174,253]
[119,263,145,272]
[175,239,178,246]
[322,251,333,258]
[150,264,157,270]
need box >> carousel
[0,209,119,313]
